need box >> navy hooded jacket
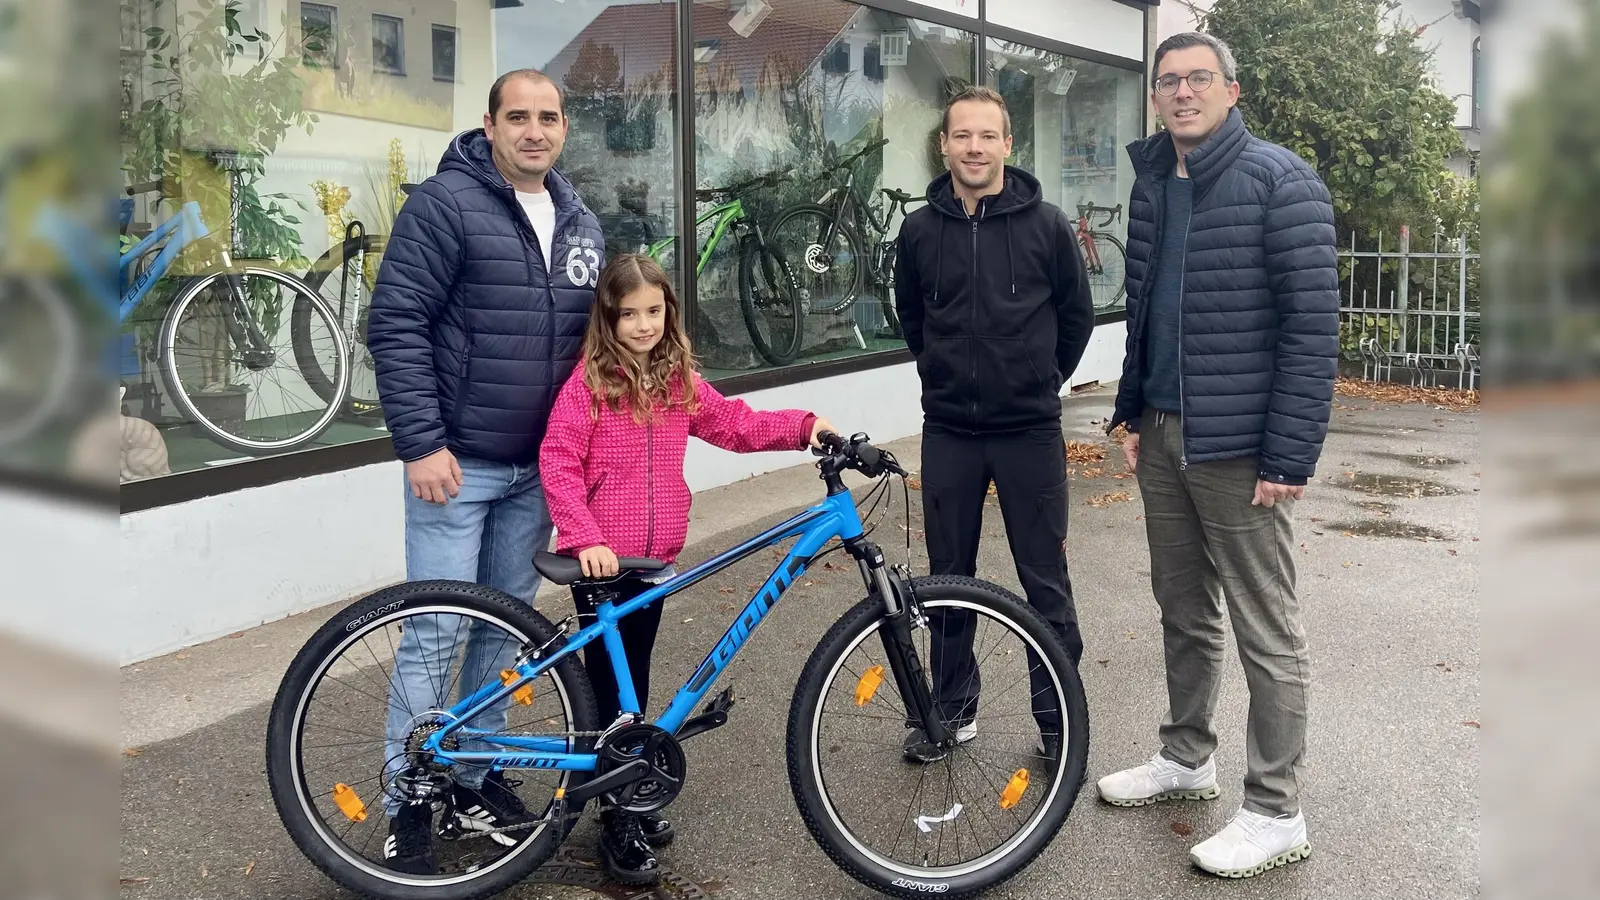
[367,129,604,465]
[1108,109,1339,485]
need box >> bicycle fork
[850,540,958,748]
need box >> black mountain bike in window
[766,138,923,336]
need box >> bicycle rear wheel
[766,204,863,316]
[266,581,598,900]
[159,267,349,455]
[787,576,1088,899]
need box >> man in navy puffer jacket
[1097,33,1337,879]
[365,69,610,879]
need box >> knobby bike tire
[266,580,599,900]
[296,234,387,418]
[785,576,1090,900]
[158,267,349,455]
[767,204,864,316]
[738,235,805,366]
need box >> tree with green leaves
[1200,0,1467,241]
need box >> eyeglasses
[1153,70,1225,96]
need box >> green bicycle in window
[637,169,818,367]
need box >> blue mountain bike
[266,433,1090,900]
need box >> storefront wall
[115,0,1152,663]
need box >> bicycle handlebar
[812,430,905,480]
[695,167,794,202]
[1076,202,1123,227]
[126,181,162,197]
[824,137,891,174]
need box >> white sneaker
[1096,751,1220,806]
[1190,808,1311,878]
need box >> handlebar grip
[125,181,162,196]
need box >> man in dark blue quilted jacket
[1098,33,1337,879]
[364,69,623,879]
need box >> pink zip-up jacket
[539,360,817,564]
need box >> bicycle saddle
[533,551,669,585]
[880,187,915,204]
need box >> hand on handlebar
[808,418,839,450]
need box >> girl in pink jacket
[538,253,831,882]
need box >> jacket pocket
[920,334,972,413]
[449,340,473,432]
[977,337,1050,416]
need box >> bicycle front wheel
[738,235,805,366]
[766,204,863,316]
[159,267,349,455]
[1087,233,1127,311]
[787,576,1089,900]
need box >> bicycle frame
[421,487,867,772]
[116,200,211,324]
[646,199,747,277]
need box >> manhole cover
[527,847,718,899]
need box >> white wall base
[117,335,1129,665]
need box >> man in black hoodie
[894,85,1096,763]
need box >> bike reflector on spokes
[854,665,884,706]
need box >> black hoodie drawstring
[1005,216,1016,295]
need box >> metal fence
[1339,226,1480,390]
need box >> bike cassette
[596,723,686,814]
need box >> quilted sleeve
[688,375,815,453]
[367,182,463,462]
[538,365,608,553]
[1259,169,1340,485]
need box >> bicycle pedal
[678,686,735,741]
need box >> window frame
[371,13,406,77]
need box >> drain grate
[526,847,717,899]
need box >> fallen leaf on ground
[1462,720,1480,728]
[1097,659,1110,665]
[907,475,922,490]
[681,618,694,624]
[1087,491,1132,508]
[718,587,735,594]
[1335,377,1479,411]
[244,862,256,876]
[1081,467,1105,479]
[227,631,245,639]
[1066,440,1108,464]
[1447,549,1458,556]
[1171,822,1194,837]
[174,653,190,660]
[1341,531,1355,538]
[119,877,151,886]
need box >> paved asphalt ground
[118,385,1481,900]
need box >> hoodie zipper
[969,201,983,428]
[1176,202,1193,471]
[645,420,655,558]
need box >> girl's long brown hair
[582,253,699,422]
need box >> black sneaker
[599,811,661,885]
[639,810,675,848]
[452,771,536,847]
[902,720,977,764]
[384,803,438,875]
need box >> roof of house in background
[544,0,860,94]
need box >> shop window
[691,4,975,377]
[988,37,1141,316]
[372,14,405,76]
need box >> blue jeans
[383,454,554,814]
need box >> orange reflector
[333,783,367,822]
[854,665,885,706]
[501,669,535,706]
[999,769,1029,809]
